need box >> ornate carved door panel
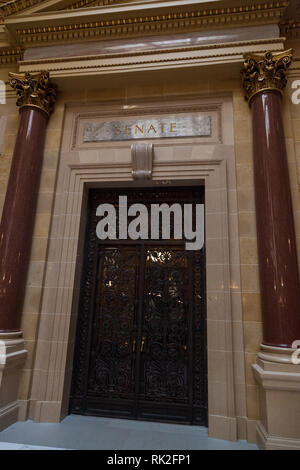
[70,187,207,425]
[88,246,140,417]
[138,246,192,422]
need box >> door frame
[69,187,207,425]
[29,96,247,442]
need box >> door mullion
[83,245,102,410]
[134,243,146,418]
[187,250,195,423]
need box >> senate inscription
[83,115,211,142]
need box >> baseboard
[18,399,29,421]
[208,415,258,444]
[236,416,247,440]
[208,414,237,441]
[32,400,62,423]
[0,401,19,431]
[246,418,258,444]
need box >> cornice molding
[18,37,284,78]
[281,21,300,38]
[20,38,284,66]
[288,58,300,79]
[8,1,288,46]
[1,0,290,19]
[65,0,136,10]
[0,0,159,16]
[0,0,43,18]
[0,46,23,66]
[279,0,300,38]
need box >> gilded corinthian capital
[8,71,57,116]
[241,50,293,104]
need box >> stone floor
[0,415,258,450]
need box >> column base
[253,345,300,450]
[256,421,300,450]
[0,331,27,431]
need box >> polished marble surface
[0,107,48,331]
[251,90,300,347]
[24,24,278,61]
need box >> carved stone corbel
[131,143,153,180]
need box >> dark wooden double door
[70,187,207,425]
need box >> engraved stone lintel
[83,115,211,142]
[131,143,153,180]
[241,49,293,104]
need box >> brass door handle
[132,339,136,352]
[141,336,146,352]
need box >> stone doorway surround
[27,95,249,442]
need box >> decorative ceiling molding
[6,1,289,47]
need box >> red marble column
[242,51,300,348]
[0,72,56,332]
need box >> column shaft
[241,50,300,348]
[0,107,48,331]
[251,90,300,347]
